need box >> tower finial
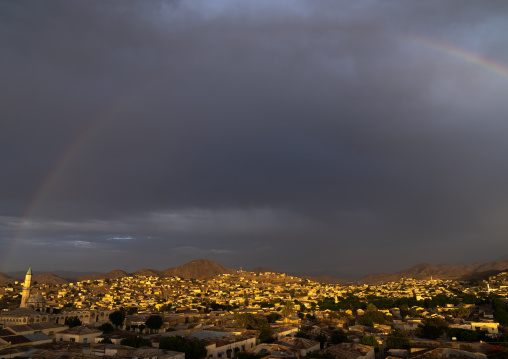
[27,267,32,275]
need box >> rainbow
[399,33,508,79]
[4,33,508,271]
[1,64,186,271]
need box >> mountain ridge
[357,259,508,284]
[2,258,507,285]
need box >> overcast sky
[1,0,508,279]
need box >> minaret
[20,267,32,308]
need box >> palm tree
[282,300,295,318]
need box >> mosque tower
[20,267,32,308]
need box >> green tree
[159,304,173,312]
[159,336,207,359]
[415,317,449,340]
[446,328,486,342]
[360,335,379,350]
[120,336,152,348]
[492,298,508,326]
[109,311,124,327]
[145,315,163,332]
[259,328,275,343]
[65,316,82,328]
[282,301,295,318]
[357,316,374,327]
[99,323,115,334]
[99,337,113,344]
[454,303,470,318]
[386,328,411,350]
[127,306,139,315]
[234,313,269,330]
[316,333,327,348]
[267,313,281,323]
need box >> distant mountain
[0,273,13,285]
[1,272,69,285]
[52,271,101,279]
[162,259,236,279]
[133,268,162,277]
[31,273,69,285]
[6,270,100,279]
[6,258,507,285]
[358,259,508,284]
[75,270,129,282]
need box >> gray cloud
[1,0,508,277]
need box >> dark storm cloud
[1,0,508,276]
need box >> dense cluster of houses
[0,270,506,359]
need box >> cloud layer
[1,0,508,277]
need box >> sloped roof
[0,329,15,337]
[1,334,31,345]
[276,337,320,350]
[59,325,102,335]
[23,332,51,342]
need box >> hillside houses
[0,270,507,358]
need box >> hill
[358,259,508,284]
[0,273,13,285]
[133,268,162,277]
[162,259,236,279]
[75,270,129,282]
[31,273,69,285]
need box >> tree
[99,337,113,344]
[386,328,411,350]
[259,328,275,343]
[446,328,486,342]
[109,311,124,327]
[331,329,348,344]
[159,336,207,359]
[127,306,138,315]
[316,333,327,349]
[267,313,281,323]
[65,316,82,328]
[145,315,163,332]
[159,304,172,312]
[120,336,152,348]
[234,313,269,330]
[492,298,508,326]
[415,317,449,340]
[454,303,470,318]
[99,323,115,334]
[360,335,379,350]
[282,301,295,318]
[357,316,374,327]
